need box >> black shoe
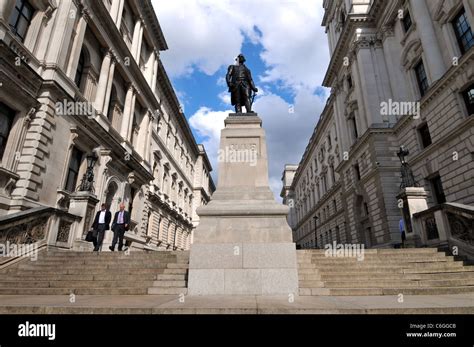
[118,248,123,252]
[109,246,114,252]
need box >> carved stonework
[83,208,94,236]
[56,220,72,242]
[0,167,20,198]
[447,212,473,245]
[0,217,49,244]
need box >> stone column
[102,56,117,118]
[44,0,77,69]
[116,0,125,28]
[110,0,124,25]
[138,111,150,159]
[94,50,113,114]
[131,16,143,61]
[151,51,159,93]
[121,84,136,141]
[145,112,153,162]
[409,0,446,81]
[355,40,384,125]
[0,0,15,26]
[66,14,88,79]
[381,27,409,103]
[147,50,156,86]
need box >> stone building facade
[283,0,474,249]
[0,0,214,251]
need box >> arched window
[75,50,86,88]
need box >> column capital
[126,82,138,94]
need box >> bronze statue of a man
[226,54,258,113]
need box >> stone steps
[297,248,438,254]
[0,287,149,295]
[313,271,474,281]
[299,279,474,288]
[0,250,190,296]
[0,280,155,288]
[299,286,474,296]
[151,280,187,287]
[297,256,453,263]
[297,248,474,296]
[0,274,159,281]
[147,287,188,295]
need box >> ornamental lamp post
[78,153,98,192]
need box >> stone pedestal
[188,114,298,295]
[68,191,99,250]
[397,187,429,247]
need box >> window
[364,202,369,217]
[333,199,337,213]
[0,103,16,161]
[347,75,353,90]
[402,10,412,32]
[354,164,361,181]
[452,8,474,55]
[65,147,83,192]
[429,174,446,204]
[414,60,429,97]
[330,164,336,184]
[8,0,34,42]
[349,115,358,141]
[418,123,432,148]
[75,50,85,88]
[462,83,474,116]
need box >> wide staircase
[0,250,189,295]
[298,248,474,296]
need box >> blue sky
[152,0,330,198]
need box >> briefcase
[85,230,95,242]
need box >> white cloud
[189,88,328,199]
[153,0,330,199]
[218,91,231,106]
[153,0,329,88]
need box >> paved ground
[0,293,473,314]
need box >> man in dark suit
[110,203,130,251]
[91,203,112,252]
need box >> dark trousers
[93,224,107,251]
[111,224,126,251]
[234,82,251,112]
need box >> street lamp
[79,153,98,192]
[313,216,319,249]
[396,146,418,189]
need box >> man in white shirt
[91,203,112,251]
